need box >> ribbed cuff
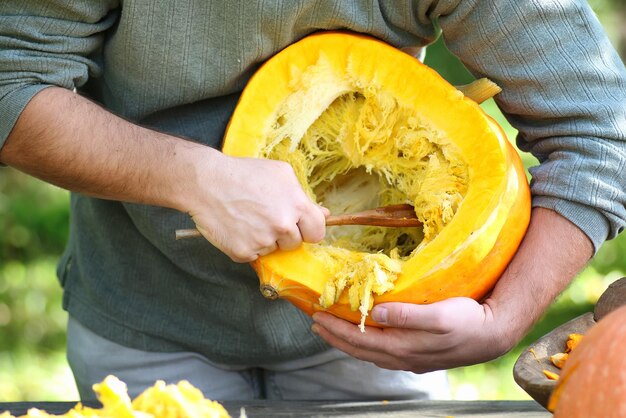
[0,83,54,149]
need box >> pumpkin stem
[456,78,502,104]
[260,284,279,300]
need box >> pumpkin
[549,304,626,417]
[222,31,531,329]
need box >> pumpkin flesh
[222,32,531,329]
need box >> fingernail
[311,323,320,334]
[371,307,388,324]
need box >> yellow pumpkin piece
[528,348,540,363]
[550,352,569,369]
[222,31,530,328]
[545,333,584,380]
[92,375,138,418]
[565,333,584,353]
[543,370,560,381]
[132,380,230,418]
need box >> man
[1,0,624,401]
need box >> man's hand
[312,297,501,373]
[188,155,328,263]
[311,207,594,372]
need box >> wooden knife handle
[175,204,421,240]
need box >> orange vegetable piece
[543,370,560,380]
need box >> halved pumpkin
[222,31,531,330]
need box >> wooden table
[0,400,550,417]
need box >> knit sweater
[1,0,625,365]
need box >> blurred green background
[1,0,624,402]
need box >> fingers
[311,313,405,370]
[312,312,393,354]
[268,201,327,251]
[275,224,302,251]
[311,299,501,374]
[211,204,324,262]
[243,202,325,258]
[256,241,278,256]
[311,309,473,374]
[265,200,328,251]
[297,203,328,243]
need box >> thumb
[319,205,331,217]
[371,298,474,332]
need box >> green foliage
[0,172,69,261]
[0,170,73,400]
[423,36,474,85]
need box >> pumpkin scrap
[222,31,531,329]
[549,352,569,370]
[543,369,560,381]
[549,332,583,370]
[564,333,583,353]
[542,333,585,380]
[0,376,233,418]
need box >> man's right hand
[186,154,328,263]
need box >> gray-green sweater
[1,0,625,365]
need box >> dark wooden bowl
[513,277,626,409]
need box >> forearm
[486,207,594,348]
[0,86,215,212]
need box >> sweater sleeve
[0,0,119,148]
[418,0,626,252]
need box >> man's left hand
[312,297,509,373]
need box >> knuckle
[277,237,301,251]
[393,305,413,328]
[231,254,254,263]
[292,197,310,213]
[256,236,277,249]
[230,247,255,263]
[273,221,294,236]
